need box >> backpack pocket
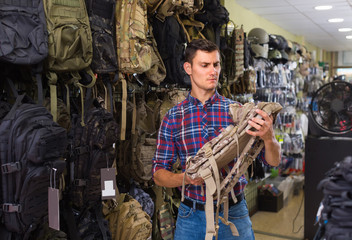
[48,21,92,71]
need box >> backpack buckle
[2,203,21,213]
[74,179,87,186]
[1,162,21,174]
[74,146,89,155]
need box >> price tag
[101,168,117,200]
[48,187,60,230]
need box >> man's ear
[184,62,192,75]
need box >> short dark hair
[184,39,220,64]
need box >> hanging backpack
[115,0,152,74]
[67,100,119,210]
[118,95,157,187]
[151,15,190,87]
[85,0,118,75]
[43,0,96,123]
[0,0,48,65]
[0,0,49,105]
[0,94,67,240]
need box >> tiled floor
[251,190,305,240]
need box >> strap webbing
[120,75,127,140]
[199,168,217,240]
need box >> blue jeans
[174,199,255,240]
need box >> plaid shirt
[152,91,265,202]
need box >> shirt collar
[187,90,220,106]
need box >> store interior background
[223,1,352,239]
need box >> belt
[182,193,245,211]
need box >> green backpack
[43,0,95,123]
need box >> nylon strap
[47,71,58,122]
[120,74,127,140]
[199,168,217,240]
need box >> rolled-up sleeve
[152,112,177,175]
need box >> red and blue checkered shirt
[152,91,265,202]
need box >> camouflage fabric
[155,0,203,22]
[183,102,282,240]
[104,194,152,240]
[115,0,152,74]
[85,0,118,74]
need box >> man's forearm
[153,169,185,188]
[264,137,281,167]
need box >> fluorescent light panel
[339,28,352,32]
[328,18,344,23]
[346,35,352,39]
[314,5,332,10]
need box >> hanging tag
[48,187,60,230]
[101,168,117,200]
[48,168,60,230]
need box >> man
[152,39,281,239]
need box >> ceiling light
[328,18,344,23]
[315,5,332,10]
[346,35,352,39]
[339,28,352,32]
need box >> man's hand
[184,173,204,186]
[246,109,275,141]
[245,108,281,167]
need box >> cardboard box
[258,191,283,212]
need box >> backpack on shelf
[0,94,67,240]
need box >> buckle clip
[2,203,21,213]
[1,162,21,174]
[74,179,87,186]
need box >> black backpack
[67,100,119,210]
[85,0,118,75]
[151,15,190,87]
[0,0,48,65]
[195,0,229,47]
[317,156,352,240]
[0,94,67,240]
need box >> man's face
[184,50,221,91]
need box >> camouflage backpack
[118,95,157,186]
[115,0,152,74]
[103,194,152,240]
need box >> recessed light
[328,18,344,23]
[339,28,352,32]
[315,5,332,10]
[346,35,352,39]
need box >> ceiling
[235,0,352,52]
